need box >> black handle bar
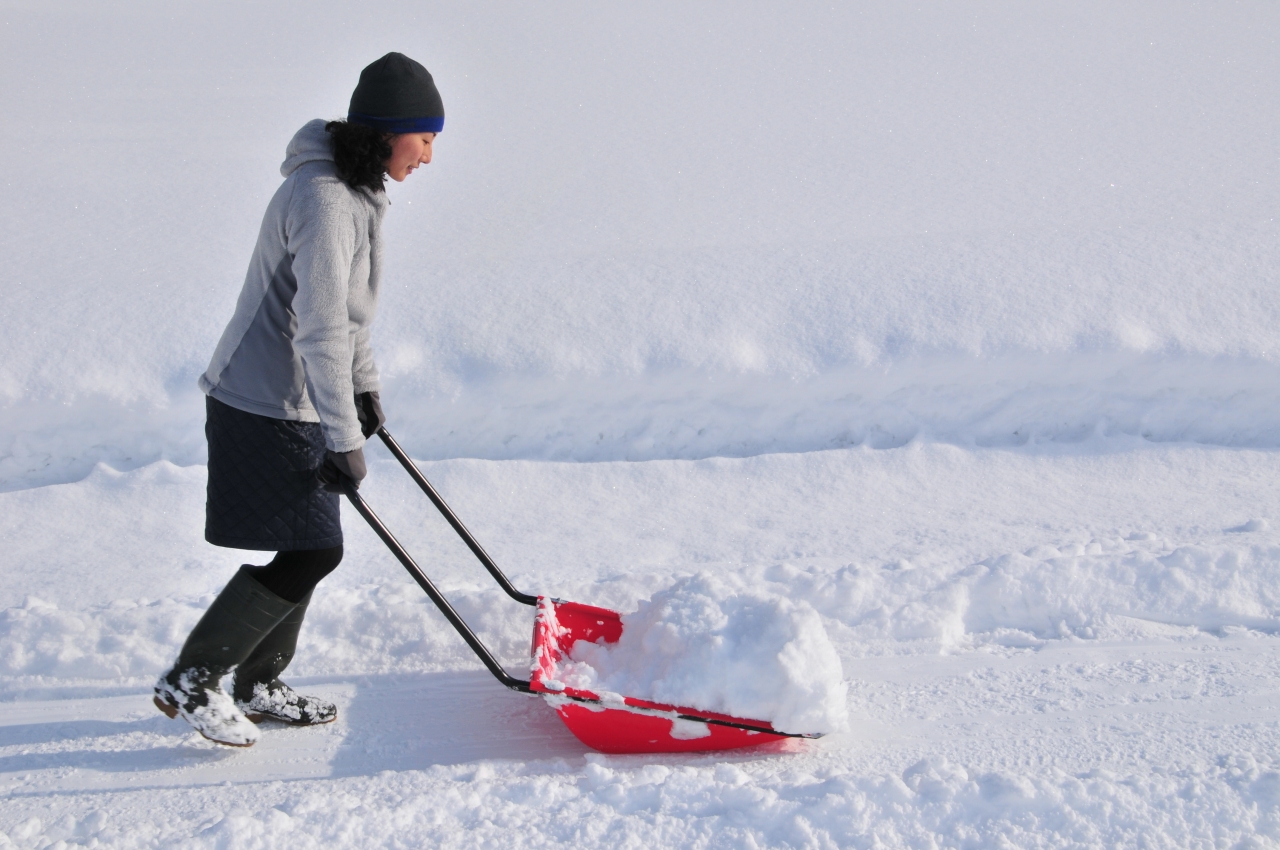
[342,479,532,694]
[375,427,537,606]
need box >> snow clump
[561,573,848,735]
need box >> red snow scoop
[344,427,819,754]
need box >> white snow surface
[3,0,1280,847]
[6,447,1280,846]
[557,573,849,735]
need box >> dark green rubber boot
[153,566,295,746]
[232,591,337,725]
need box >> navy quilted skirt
[204,395,343,551]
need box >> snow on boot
[154,566,295,747]
[154,667,260,747]
[232,590,337,725]
[237,679,338,725]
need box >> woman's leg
[232,546,344,724]
[154,566,296,746]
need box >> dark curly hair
[325,120,392,193]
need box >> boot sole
[153,695,257,748]
[243,710,338,726]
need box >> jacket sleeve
[287,191,366,453]
[351,325,380,395]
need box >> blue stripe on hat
[347,112,444,134]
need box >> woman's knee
[312,544,343,574]
[252,544,344,602]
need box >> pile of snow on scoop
[550,573,849,735]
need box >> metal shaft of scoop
[343,481,532,694]
[376,426,538,607]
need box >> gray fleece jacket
[199,120,388,453]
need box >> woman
[153,52,443,747]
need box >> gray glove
[317,447,367,493]
[356,391,386,439]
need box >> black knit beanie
[348,52,444,134]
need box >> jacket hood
[280,119,334,177]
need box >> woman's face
[385,132,436,182]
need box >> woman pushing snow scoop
[154,53,442,747]
[156,51,840,753]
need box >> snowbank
[3,445,1279,697]
[554,574,848,734]
[7,528,1280,694]
[2,1,1278,486]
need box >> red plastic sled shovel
[344,428,820,754]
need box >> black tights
[246,545,343,604]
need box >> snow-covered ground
[5,447,1280,846]
[3,0,1280,846]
